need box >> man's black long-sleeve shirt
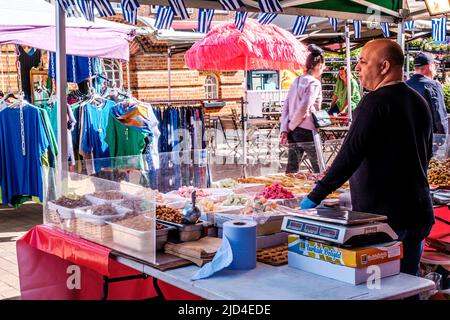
[308,83,435,229]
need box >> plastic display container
[215,213,285,236]
[108,221,174,252]
[158,193,189,209]
[85,191,137,205]
[47,202,89,220]
[200,206,244,223]
[233,183,265,194]
[74,205,131,225]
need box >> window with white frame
[204,75,219,99]
[102,59,122,89]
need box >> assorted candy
[242,197,278,215]
[176,186,208,198]
[214,178,239,188]
[257,183,294,199]
[222,194,249,206]
[198,199,220,212]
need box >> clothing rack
[143,97,245,125]
[144,97,248,181]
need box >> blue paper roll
[223,220,257,270]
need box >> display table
[17,225,435,300]
[114,253,434,300]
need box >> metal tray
[156,219,205,230]
[157,220,206,242]
[276,207,387,225]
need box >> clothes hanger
[7,91,28,109]
[87,86,107,107]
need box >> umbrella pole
[55,3,68,197]
[406,47,410,80]
[168,47,172,101]
[345,21,352,122]
[243,67,247,166]
[278,71,282,105]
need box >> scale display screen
[319,226,339,239]
[304,224,319,235]
[287,220,303,231]
[286,219,340,240]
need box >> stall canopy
[0,0,136,60]
[143,0,403,22]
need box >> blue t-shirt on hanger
[0,105,49,204]
[81,100,115,172]
[48,53,91,83]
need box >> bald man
[301,39,435,277]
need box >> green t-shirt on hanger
[105,115,148,170]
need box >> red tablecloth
[17,225,203,300]
[20,208,449,300]
[424,206,450,252]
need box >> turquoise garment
[81,100,115,172]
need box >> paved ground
[0,203,43,300]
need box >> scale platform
[280,208,398,246]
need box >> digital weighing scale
[280,207,398,246]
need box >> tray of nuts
[47,195,93,219]
[428,159,450,188]
[156,205,183,224]
[156,205,205,241]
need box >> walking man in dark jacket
[301,39,435,277]
[406,52,448,136]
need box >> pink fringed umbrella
[185,19,308,71]
[185,19,308,163]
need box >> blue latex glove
[300,196,318,209]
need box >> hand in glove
[300,196,318,209]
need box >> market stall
[16,140,448,300]
[6,0,448,301]
[16,158,447,299]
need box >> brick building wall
[125,52,245,114]
[0,45,20,94]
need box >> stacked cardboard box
[288,235,403,285]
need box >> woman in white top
[280,44,325,173]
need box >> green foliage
[324,48,361,59]
[408,39,424,49]
[443,84,450,113]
